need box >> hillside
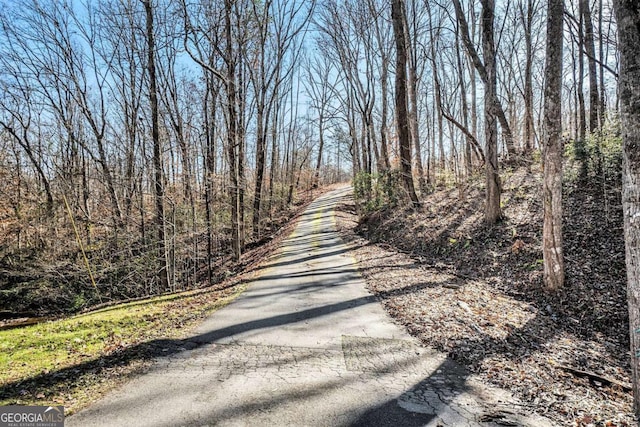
[0,187,326,323]
[336,165,633,426]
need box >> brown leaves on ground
[335,167,634,426]
[0,186,332,414]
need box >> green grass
[0,284,245,412]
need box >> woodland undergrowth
[345,134,633,425]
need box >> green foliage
[525,259,544,270]
[531,149,542,165]
[353,170,403,214]
[434,169,459,190]
[71,293,88,312]
[565,117,622,185]
[353,170,372,203]
[598,120,623,177]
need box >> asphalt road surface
[68,187,553,427]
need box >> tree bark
[469,0,479,167]
[580,0,599,133]
[481,0,501,224]
[613,0,640,416]
[223,0,242,261]
[542,0,565,291]
[392,0,419,207]
[369,1,391,171]
[453,0,516,158]
[405,0,427,194]
[143,0,169,293]
[203,79,216,283]
[425,2,445,175]
[574,4,588,180]
[455,21,473,174]
[520,0,536,153]
[253,98,267,236]
[597,0,606,126]
[433,56,445,172]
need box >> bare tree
[542,0,565,291]
[316,0,380,180]
[225,0,243,260]
[565,1,589,178]
[142,0,169,291]
[519,0,541,153]
[481,0,502,223]
[1,1,124,226]
[426,3,447,174]
[98,0,146,227]
[392,0,419,207]
[405,0,427,194]
[452,0,516,159]
[367,0,392,171]
[0,113,54,215]
[248,0,314,237]
[0,43,54,215]
[181,0,244,260]
[613,0,640,416]
[580,0,600,133]
[303,55,334,188]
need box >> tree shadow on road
[2,187,554,425]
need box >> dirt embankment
[336,167,633,426]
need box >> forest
[1,0,640,424]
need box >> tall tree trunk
[453,0,516,159]
[597,0,606,126]
[237,54,247,257]
[455,23,473,176]
[224,0,241,261]
[367,0,391,172]
[580,0,599,133]
[379,64,391,171]
[571,39,579,142]
[253,100,267,237]
[521,0,536,153]
[143,0,169,292]
[426,1,445,175]
[268,85,281,214]
[377,42,391,171]
[203,80,215,283]
[481,0,501,224]
[576,3,588,179]
[392,0,419,207]
[613,0,640,416]
[469,0,479,150]
[314,111,325,186]
[429,33,446,174]
[543,0,565,291]
[430,98,436,183]
[405,2,426,194]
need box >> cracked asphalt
[68,187,554,427]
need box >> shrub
[565,117,622,186]
[353,169,403,214]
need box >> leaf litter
[335,167,634,426]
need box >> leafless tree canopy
[3,0,640,409]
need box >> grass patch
[0,283,245,413]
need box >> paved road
[68,187,553,427]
